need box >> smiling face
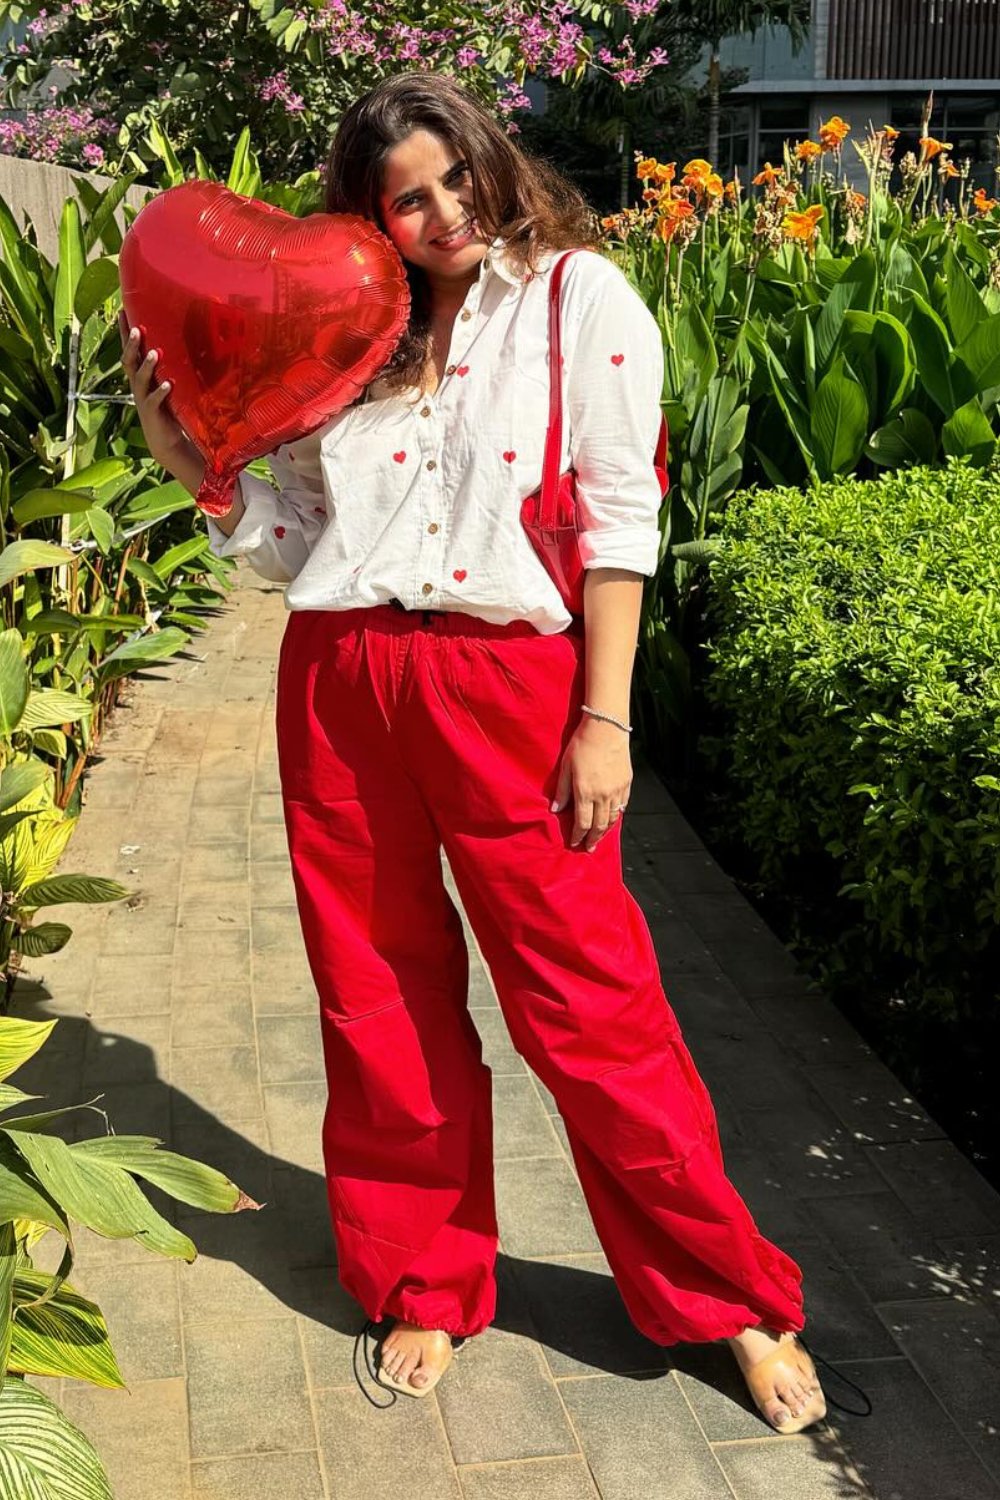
[378,128,489,294]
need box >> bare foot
[377,1321,454,1397]
[727,1326,826,1432]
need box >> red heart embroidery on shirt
[611,353,625,365]
[393,451,406,463]
[273,526,286,538]
[453,569,467,582]
[456,365,470,377]
[503,451,517,463]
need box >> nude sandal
[354,1319,463,1406]
[741,1334,829,1434]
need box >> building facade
[716,0,1000,188]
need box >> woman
[121,70,827,1432]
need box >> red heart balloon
[119,181,411,515]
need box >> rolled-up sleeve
[563,257,665,576]
[204,434,328,585]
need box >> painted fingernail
[161,381,172,393]
[145,349,157,363]
[550,801,560,812]
[128,327,139,340]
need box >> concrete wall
[0,153,150,261]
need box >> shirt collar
[478,235,554,287]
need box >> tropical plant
[601,111,1000,762]
[0,1014,256,1496]
[0,0,670,177]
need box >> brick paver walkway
[13,570,1000,1500]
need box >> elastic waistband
[288,604,576,641]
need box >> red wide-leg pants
[275,605,804,1343]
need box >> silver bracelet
[581,704,632,735]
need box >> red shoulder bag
[519,249,670,617]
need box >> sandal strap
[353,1318,397,1409]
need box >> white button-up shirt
[206,238,665,634]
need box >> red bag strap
[540,249,668,528]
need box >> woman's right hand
[118,311,200,475]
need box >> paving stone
[257,1012,325,1085]
[934,1235,1000,1312]
[171,1114,273,1215]
[264,1081,327,1171]
[178,1210,296,1324]
[457,1456,600,1500]
[623,810,708,854]
[177,881,249,931]
[251,791,285,823]
[252,950,317,1014]
[511,1251,670,1378]
[670,1340,784,1442]
[804,1060,945,1146]
[315,1385,462,1500]
[645,911,724,981]
[559,1370,732,1500]
[715,1432,873,1499]
[192,1451,325,1499]
[739,1100,887,1200]
[251,823,291,861]
[173,929,251,987]
[171,986,255,1049]
[742,985,875,1067]
[187,804,249,844]
[674,892,802,988]
[826,1358,1000,1500]
[88,1079,171,1140]
[291,1265,366,1387]
[437,1329,578,1464]
[876,1298,1000,1439]
[867,1141,1000,1235]
[472,1009,526,1075]
[81,1014,170,1086]
[779,1236,901,1361]
[250,906,300,953]
[270,1163,338,1268]
[59,1378,190,1500]
[468,960,498,1008]
[186,1316,314,1459]
[647,849,740,897]
[182,843,251,883]
[191,772,256,807]
[172,1045,262,1122]
[495,1157,600,1257]
[626,764,675,813]
[722,1145,817,1242]
[493,1075,562,1160]
[809,1194,978,1305]
[659,969,763,1042]
[72,1261,183,1381]
[100,907,177,956]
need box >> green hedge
[701,458,1000,1012]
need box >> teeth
[435,221,471,246]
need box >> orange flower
[682,157,713,182]
[974,187,999,213]
[847,190,866,210]
[600,215,618,230]
[703,172,724,199]
[657,196,696,243]
[752,161,782,186]
[882,125,899,141]
[941,160,961,179]
[653,162,676,185]
[819,115,850,150]
[782,203,825,242]
[919,135,953,161]
[642,187,660,201]
[724,178,740,204]
[636,157,658,180]
[795,139,823,162]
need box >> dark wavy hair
[324,70,600,394]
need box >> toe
[396,1351,421,1386]
[766,1399,793,1429]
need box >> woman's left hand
[551,716,632,852]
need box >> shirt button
[420,406,431,417]
[426,459,437,471]
[427,522,439,534]
[460,309,472,321]
[445,365,456,376]
[421,582,433,596]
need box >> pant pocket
[320,999,448,1133]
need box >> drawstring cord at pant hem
[353,1319,397,1408]
[797,1333,873,1418]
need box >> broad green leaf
[98,627,189,682]
[0,542,73,590]
[0,1022,55,1087]
[900,290,971,417]
[11,490,93,526]
[59,461,127,494]
[944,247,986,346]
[151,536,208,580]
[53,199,85,356]
[0,763,49,815]
[810,358,869,478]
[124,558,163,590]
[941,397,997,465]
[0,1140,69,1238]
[19,691,92,732]
[0,1090,37,1116]
[0,1378,113,1499]
[10,1271,124,1389]
[0,633,28,737]
[78,169,139,255]
[72,1137,250,1215]
[20,876,128,909]
[6,1134,196,1261]
[83,509,114,556]
[73,259,118,326]
[225,127,254,193]
[865,407,938,467]
[121,480,193,524]
[15,926,72,959]
[955,313,1000,392]
[814,250,877,371]
[0,1224,15,1374]
[30,732,65,760]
